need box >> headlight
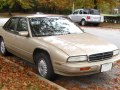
[67,55,88,62]
[113,49,119,56]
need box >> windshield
[29,17,83,37]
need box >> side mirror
[18,31,29,37]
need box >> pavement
[0,18,9,26]
[82,26,120,49]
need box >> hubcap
[82,21,85,26]
[0,41,5,54]
[38,59,47,77]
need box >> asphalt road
[0,18,9,26]
[82,27,120,49]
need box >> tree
[0,0,119,15]
[0,0,33,16]
[1,0,17,16]
[0,0,16,16]
[38,0,71,14]
[93,0,97,9]
[96,0,118,14]
[18,0,33,9]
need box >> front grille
[89,51,113,62]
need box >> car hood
[40,33,118,56]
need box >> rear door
[2,17,18,51]
[82,9,89,21]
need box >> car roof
[13,14,66,18]
[75,9,98,11]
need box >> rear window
[89,10,100,15]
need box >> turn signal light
[80,67,91,71]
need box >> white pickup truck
[68,9,104,26]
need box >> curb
[1,56,66,90]
[29,72,66,90]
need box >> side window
[73,11,78,14]
[83,10,88,14]
[17,18,28,32]
[79,10,82,14]
[3,18,17,32]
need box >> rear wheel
[81,20,86,26]
[35,52,55,80]
[0,38,9,56]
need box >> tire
[0,38,9,56]
[81,19,86,26]
[35,52,55,80]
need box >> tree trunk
[94,0,97,9]
[34,0,38,12]
[8,8,12,16]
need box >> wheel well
[80,19,85,24]
[0,36,3,39]
[81,19,85,22]
[80,19,86,25]
[33,48,51,64]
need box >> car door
[2,17,18,52]
[82,9,89,20]
[78,10,83,22]
[71,10,80,22]
[14,18,33,61]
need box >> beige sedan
[0,14,120,80]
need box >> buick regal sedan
[0,14,120,80]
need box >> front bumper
[55,54,120,76]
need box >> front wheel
[81,20,86,26]
[35,53,55,80]
[0,38,9,56]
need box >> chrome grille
[89,51,113,62]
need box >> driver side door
[71,10,79,22]
[14,18,33,61]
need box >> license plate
[101,63,112,72]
